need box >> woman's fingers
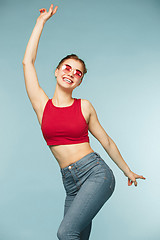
[140,175,146,180]
[128,178,137,187]
[39,4,58,16]
[52,5,58,15]
[128,173,146,187]
[134,179,137,186]
[135,174,146,180]
[39,8,47,13]
[38,4,58,23]
[128,178,133,186]
[128,178,136,186]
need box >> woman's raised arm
[22,4,58,111]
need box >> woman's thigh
[58,152,116,239]
[61,173,114,233]
[64,195,92,240]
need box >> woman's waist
[60,150,113,182]
[49,142,94,168]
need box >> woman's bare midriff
[49,142,94,169]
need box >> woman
[22,4,146,240]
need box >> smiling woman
[54,57,85,91]
[22,3,146,240]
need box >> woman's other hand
[37,4,58,24]
[123,170,146,187]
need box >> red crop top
[41,98,90,146]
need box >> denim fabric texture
[57,151,116,240]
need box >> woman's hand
[37,4,58,24]
[123,170,146,187]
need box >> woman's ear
[55,68,59,78]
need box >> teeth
[64,78,72,83]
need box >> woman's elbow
[100,136,110,149]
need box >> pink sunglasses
[61,64,83,79]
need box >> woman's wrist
[123,167,132,176]
[36,17,46,26]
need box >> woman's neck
[52,85,74,106]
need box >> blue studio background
[0,0,160,239]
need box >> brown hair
[56,54,87,75]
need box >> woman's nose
[68,70,74,78]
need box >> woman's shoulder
[79,98,91,106]
[80,98,97,115]
[79,98,94,112]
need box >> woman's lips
[63,77,73,84]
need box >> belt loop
[95,152,100,157]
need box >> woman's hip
[60,152,116,195]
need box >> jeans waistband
[60,151,101,175]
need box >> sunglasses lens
[62,64,71,73]
[75,70,82,78]
[62,64,82,79]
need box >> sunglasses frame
[61,64,83,79]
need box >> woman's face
[55,59,84,89]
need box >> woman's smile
[63,77,74,84]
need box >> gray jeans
[57,152,116,240]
